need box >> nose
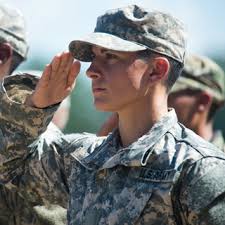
[86,61,102,80]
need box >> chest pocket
[75,166,153,225]
[122,174,154,224]
[70,164,177,225]
[122,167,177,225]
[102,167,176,225]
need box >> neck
[118,93,168,147]
[194,120,214,141]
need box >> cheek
[126,69,144,91]
[126,74,142,90]
[170,98,188,111]
[169,95,193,108]
[105,66,137,91]
[126,60,149,91]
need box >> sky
[2,0,225,66]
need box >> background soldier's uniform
[170,54,225,151]
[1,5,225,225]
[0,4,67,225]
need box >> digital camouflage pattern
[1,74,225,225]
[0,4,66,225]
[69,5,186,64]
[0,4,28,59]
[0,185,67,225]
[0,74,67,225]
[171,54,225,103]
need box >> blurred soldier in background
[99,54,225,152]
[0,4,27,81]
[168,54,225,150]
[0,4,67,225]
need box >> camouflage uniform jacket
[0,74,67,225]
[0,123,68,225]
[0,183,67,225]
[1,74,225,225]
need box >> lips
[92,87,106,93]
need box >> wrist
[25,93,40,108]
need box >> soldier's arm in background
[0,52,96,207]
[0,72,72,207]
[0,73,58,181]
[176,157,225,225]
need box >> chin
[95,104,111,112]
[94,101,116,112]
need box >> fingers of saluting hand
[30,52,80,108]
[38,64,51,88]
[41,52,80,89]
[67,61,81,91]
[57,52,71,76]
[51,54,61,74]
[49,52,76,85]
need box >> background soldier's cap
[69,5,186,64]
[171,54,225,102]
[0,4,28,59]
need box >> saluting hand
[26,52,80,108]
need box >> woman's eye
[90,52,96,60]
[106,53,118,60]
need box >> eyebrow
[92,47,110,55]
[100,48,112,54]
[93,47,125,57]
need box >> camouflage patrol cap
[0,4,28,59]
[171,54,225,102]
[69,5,186,64]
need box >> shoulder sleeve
[13,130,103,207]
[0,74,58,182]
[178,157,225,225]
[0,74,58,146]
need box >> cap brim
[170,77,225,102]
[170,78,191,94]
[69,32,147,62]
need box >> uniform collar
[81,109,177,170]
[100,108,178,169]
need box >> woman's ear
[197,92,212,112]
[0,43,13,65]
[148,57,170,83]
